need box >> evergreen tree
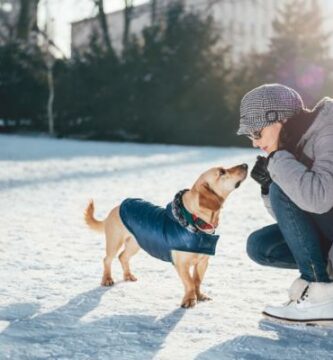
[54,37,121,137]
[266,0,332,104]
[122,3,233,145]
[269,0,329,64]
[236,0,333,107]
[0,42,47,130]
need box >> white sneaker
[288,277,309,301]
[263,282,333,325]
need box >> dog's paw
[181,297,197,309]
[101,277,114,286]
[197,293,212,302]
[124,273,137,282]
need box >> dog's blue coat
[119,198,220,263]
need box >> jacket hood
[301,97,333,142]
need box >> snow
[1,133,332,360]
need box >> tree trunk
[94,0,112,52]
[16,0,40,41]
[151,0,157,25]
[46,59,55,136]
[123,0,133,49]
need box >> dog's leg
[102,234,122,286]
[193,257,211,301]
[102,254,115,286]
[174,255,197,308]
[118,236,140,281]
[101,209,124,286]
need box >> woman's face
[249,122,283,154]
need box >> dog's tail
[84,199,104,233]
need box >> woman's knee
[246,230,267,265]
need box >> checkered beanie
[237,83,305,136]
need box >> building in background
[71,0,333,63]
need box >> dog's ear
[198,183,224,212]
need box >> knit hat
[237,83,305,136]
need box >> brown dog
[84,163,247,308]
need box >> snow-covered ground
[1,134,332,360]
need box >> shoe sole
[262,311,333,327]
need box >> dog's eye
[219,168,226,176]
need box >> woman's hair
[279,105,320,154]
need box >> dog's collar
[171,189,216,234]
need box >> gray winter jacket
[264,97,333,215]
[262,98,333,273]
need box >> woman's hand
[250,156,272,195]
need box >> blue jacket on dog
[119,198,220,263]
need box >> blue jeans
[247,183,333,282]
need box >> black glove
[250,156,272,195]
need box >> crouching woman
[238,83,333,323]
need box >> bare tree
[46,49,55,136]
[41,2,55,136]
[38,0,68,136]
[16,0,40,42]
[93,0,112,52]
[150,0,157,25]
[123,0,133,48]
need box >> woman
[238,83,333,323]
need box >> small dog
[84,163,248,308]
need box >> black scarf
[279,107,320,168]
